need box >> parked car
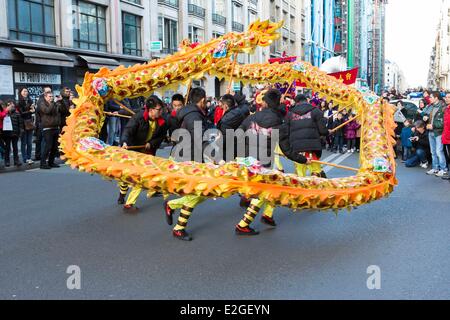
[390,99,419,121]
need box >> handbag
[24,118,35,131]
[3,115,13,131]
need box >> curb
[0,159,65,174]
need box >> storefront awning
[78,55,120,70]
[13,48,74,67]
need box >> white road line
[321,152,342,163]
[323,152,354,173]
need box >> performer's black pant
[35,127,42,160]
[41,128,59,166]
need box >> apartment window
[8,0,56,44]
[188,25,204,43]
[248,10,257,25]
[122,12,142,56]
[232,2,243,22]
[72,0,107,51]
[158,16,178,54]
[212,0,225,15]
[212,32,223,39]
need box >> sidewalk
[0,158,65,174]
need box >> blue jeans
[428,132,447,171]
[21,129,33,162]
[333,136,344,151]
[405,148,427,167]
[402,147,412,161]
[107,117,119,146]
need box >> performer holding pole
[164,88,211,241]
[117,96,167,211]
[279,94,329,178]
[235,89,285,235]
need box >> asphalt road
[0,148,449,299]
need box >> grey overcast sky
[385,0,443,88]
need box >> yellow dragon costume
[59,20,397,212]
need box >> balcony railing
[161,48,177,55]
[157,0,179,8]
[232,21,244,32]
[212,13,226,26]
[188,3,205,18]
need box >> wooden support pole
[227,53,239,93]
[104,111,131,119]
[329,114,360,133]
[125,145,146,150]
[185,80,192,105]
[311,160,359,172]
[282,80,295,99]
[113,99,135,115]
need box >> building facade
[384,59,405,93]
[303,0,337,66]
[0,0,309,100]
[434,0,450,91]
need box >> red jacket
[442,105,450,144]
[214,106,224,125]
[0,108,7,130]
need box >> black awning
[78,55,120,70]
[13,47,74,67]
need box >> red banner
[295,67,359,87]
[268,56,359,87]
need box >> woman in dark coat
[17,87,35,164]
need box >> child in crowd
[344,114,360,153]
[330,113,345,153]
[400,119,413,162]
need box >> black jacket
[217,106,247,161]
[18,97,34,121]
[234,93,256,116]
[120,110,167,155]
[330,118,345,137]
[174,103,212,162]
[279,103,328,163]
[239,107,284,167]
[412,130,430,154]
[56,97,71,128]
[166,110,181,138]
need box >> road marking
[323,152,354,173]
[321,153,341,163]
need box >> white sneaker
[347,149,352,153]
[435,170,447,177]
[420,162,428,169]
[27,159,34,164]
[426,169,438,175]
